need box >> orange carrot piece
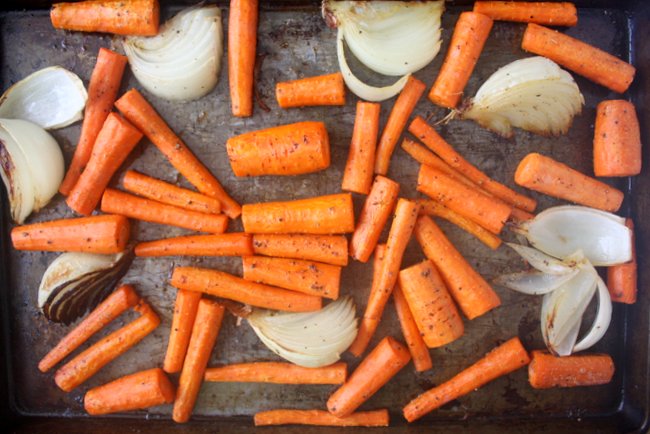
[59,48,127,196]
[403,337,530,421]
[252,234,349,266]
[51,0,159,36]
[242,256,341,300]
[242,193,355,235]
[328,336,411,418]
[135,233,253,257]
[509,207,535,222]
[84,368,175,415]
[276,72,346,108]
[163,290,202,374]
[205,362,347,385]
[254,409,389,427]
[608,219,637,304]
[593,100,642,177]
[428,12,493,108]
[528,350,615,389]
[226,121,330,176]
[101,189,228,234]
[515,153,624,212]
[115,89,241,218]
[54,300,160,392]
[473,2,577,26]
[342,102,381,194]
[393,283,433,372]
[349,176,400,263]
[374,76,426,175]
[11,215,129,254]
[173,299,225,423]
[228,0,258,117]
[38,285,140,373]
[415,216,501,320]
[171,266,322,312]
[522,23,635,93]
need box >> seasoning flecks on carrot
[163,289,202,374]
[608,218,637,304]
[252,234,349,266]
[342,101,381,194]
[254,409,389,427]
[135,233,253,257]
[473,2,578,26]
[393,283,433,372]
[228,0,259,117]
[528,350,615,389]
[593,100,642,177]
[205,362,347,385]
[276,72,345,108]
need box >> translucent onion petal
[506,242,577,275]
[0,126,35,223]
[494,268,579,295]
[572,276,613,353]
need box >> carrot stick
[608,219,637,304]
[473,2,578,26]
[254,409,389,427]
[84,368,175,415]
[228,0,259,117]
[528,350,615,389]
[349,176,400,262]
[135,233,253,257]
[11,214,129,254]
[514,153,624,212]
[59,48,127,196]
[50,0,159,36]
[242,193,355,235]
[403,337,530,422]
[374,76,426,175]
[205,362,347,385]
[521,23,635,93]
[66,113,143,215]
[54,300,160,392]
[593,100,642,177]
[242,256,341,300]
[163,289,202,374]
[276,72,346,108]
[341,102,381,194]
[252,234,348,266]
[415,216,501,320]
[327,336,411,418]
[173,299,225,423]
[101,189,228,234]
[428,12,493,109]
[399,260,464,348]
[509,207,535,222]
[38,285,140,373]
[115,89,241,218]
[226,121,330,176]
[409,116,537,212]
[122,170,222,214]
[393,283,433,372]
[171,266,322,312]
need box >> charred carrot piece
[276,72,345,108]
[135,233,253,257]
[509,207,535,222]
[229,0,259,117]
[608,219,637,304]
[342,102,381,195]
[205,362,347,385]
[252,234,349,266]
[163,290,202,374]
[473,2,578,26]
[255,409,389,427]
[593,100,642,177]
[528,350,615,389]
[393,283,433,372]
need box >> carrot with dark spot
[342,101,381,194]
[163,289,202,374]
[229,0,259,117]
[474,2,578,26]
[254,409,389,427]
[135,233,253,257]
[252,234,348,266]
[393,283,433,372]
[528,350,615,389]
[608,219,637,304]
[593,100,642,177]
[205,362,347,384]
[276,72,345,108]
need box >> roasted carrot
[328,336,411,418]
[342,102,381,194]
[11,215,129,254]
[226,121,330,176]
[593,100,642,177]
[393,283,433,372]
[409,116,537,212]
[254,409,389,427]
[515,153,624,212]
[473,2,578,26]
[252,234,348,266]
[415,216,501,320]
[171,266,322,312]
[349,176,400,262]
[428,12,493,108]
[135,233,253,257]
[51,0,159,36]
[84,368,175,415]
[163,290,202,374]
[242,193,355,234]
[276,72,346,108]
[54,300,160,392]
[608,219,637,304]
[173,299,225,423]
[59,48,127,196]
[228,0,259,117]
[101,189,228,234]
[205,362,347,384]
[509,207,535,222]
[38,285,140,373]
[115,89,241,218]
[528,350,615,389]
[242,256,341,300]
[522,23,635,93]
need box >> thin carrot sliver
[528,350,615,389]
[393,283,433,372]
[342,101,381,195]
[135,233,253,257]
[608,219,637,304]
[205,362,347,385]
[593,100,642,177]
[473,1,577,26]
[229,0,259,117]
[163,289,202,374]
[276,72,345,108]
[254,409,389,427]
[252,234,349,266]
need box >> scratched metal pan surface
[0,1,648,432]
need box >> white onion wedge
[493,268,579,295]
[506,242,576,275]
[573,276,612,353]
[0,125,35,223]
